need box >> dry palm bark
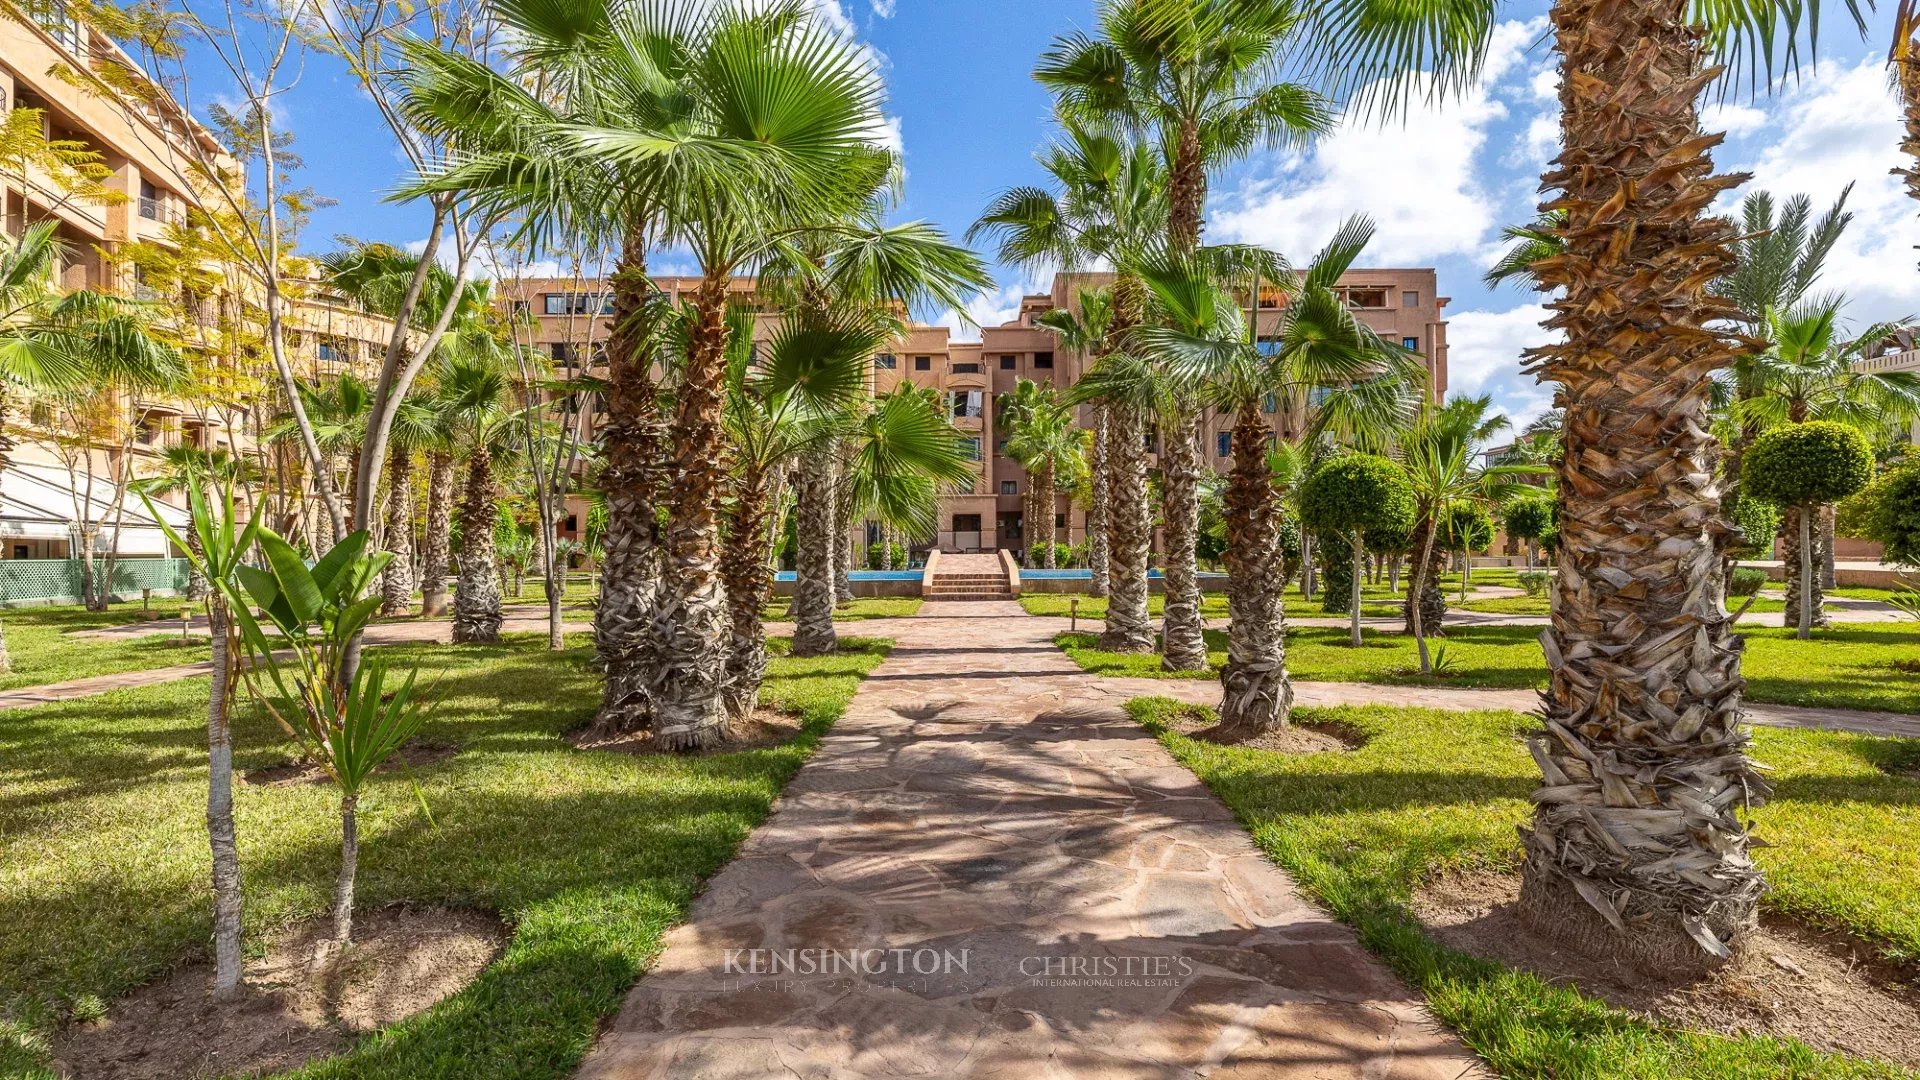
[1402,518,1449,636]
[652,275,734,751]
[452,443,503,644]
[1038,461,1058,568]
[1214,405,1292,739]
[1159,410,1208,671]
[1899,30,1920,212]
[721,461,783,721]
[1100,401,1155,652]
[379,448,415,616]
[832,475,856,604]
[1519,0,1767,974]
[593,245,668,736]
[1088,401,1111,597]
[420,450,456,617]
[790,442,838,657]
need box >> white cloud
[1724,58,1919,325]
[1208,18,1546,265]
[1700,101,1768,137]
[1528,66,1558,102]
[936,284,1034,343]
[1520,111,1558,167]
[869,0,896,16]
[1443,302,1557,429]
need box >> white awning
[0,463,192,555]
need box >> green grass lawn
[0,604,210,692]
[1056,623,1920,714]
[760,596,923,621]
[1128,696,1920,1078]
[1019,589,1402,620]
[0,632,891,1079]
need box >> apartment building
[503,267,1450,560]
[0,4,403,557]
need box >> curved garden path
[577,601,1487,1079]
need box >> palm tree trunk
[1041,463,1058,569]
[1518,0,1766,975]
[1159,409,1207,671]
[420,451,455,617]
[452,444,502,644]
[184,528,210,603]
[592,238,668,737]
[1409,520,1437,673]
[332,793,358,945]
[721,462,780,722]
[652,275,734,752]
[1100,402,1154,652]
[1402,517,1448,637]
[832,475,855,605]
[206,598,244,996]
[1214,406,1292,739]
[1088,401,1111,598]
[380,449,416,616]
[1897,44,1920,225]
[1349,531,1365,647]
[791,442,838,657]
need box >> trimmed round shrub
[1365,509,1414,557]
[1728,495,1781,559]
[1441,501,1495,553]
[1728,566,1770,597]
[1300,454,1417,541]
[1501,494,1555,544]
[1743,421,1875,509]
[866,541,907,568]
[1866,464,1920,567]
[1278,514,1302,569]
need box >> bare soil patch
[52,906,505,1080]
[242,741,457,787]
[1414,870,1920,1067]
[570,706,803,756]
[1160,703,1365,754]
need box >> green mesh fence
[0,558,190,606]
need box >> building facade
[502,267,1450,561]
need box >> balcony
[1857,348,1920,375]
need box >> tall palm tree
[438,350,510,644]
[1735,301,1920,627]
[972,121,1167,654]
[1037,0,1340,673]
[1002,390,1082,569]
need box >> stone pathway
[0,614,593,711]
[577,601,1486,1079]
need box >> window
[1216,431,1230,457]
[550,342,572,364]
[542,292,613,316]
[874,353,897,370]
[317,338,346,363]
[963,437,982,460]
[1402,335,1421,351]
[1055,513,1066,529]
[1341,287,1389,309]
[950,390,984,418]
[564,514,578,532]
[138,179,160,220]
[1033,351,1054,369]
[1262,393,1277,415]
[510,299,531,318]
[953,514,982,532]
[1402,290,1419,308]
[914,356,931,371]
[1000,354,1017,370]
[1000,480,1017,495]
[952,362,981,374]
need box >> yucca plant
[226,528,431,946]
[143,474,263,999]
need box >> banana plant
[226,528,431,946]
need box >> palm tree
[1034,290,1113,593]
[437,350,510,644]
[1037,0,1341,673]
[1138,221,1418,736]
[1895,2,1920,215]
[1735,302,1920,627]
[972,121,1167,654]
[268,372,371,548]
[1484,211,1567,290]
[1002,390,1082,569]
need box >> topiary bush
[1301,456,1415,632]
[1728,495,1781,559]
[1728,567,1769,597]
[1501,495,1555,545]
[1743,421,1875,509]
[866,541,907,568]
[1864,464,1920,568]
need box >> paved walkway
[577,601,1485,1079]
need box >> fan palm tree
[1734,301,1920,627]
[972,121,1167,654]
[436,350,511,644]
[1002,391,1082,569]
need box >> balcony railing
[1857,348,1920,374]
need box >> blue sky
[261,0,1911,431]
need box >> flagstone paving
[576,601,1487,1079]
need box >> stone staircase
[924,552,1014,601]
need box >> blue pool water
[772,570,922,582]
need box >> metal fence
[0,558,192,608]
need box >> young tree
[1743,422,1875,638]
[1501,493,1556,568]
[1301,455,1416,647]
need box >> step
[924,592,1013,601]
[927,586,1012,595]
